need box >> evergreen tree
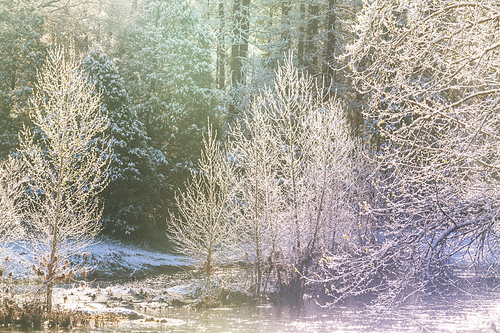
[83,48,167,240]
[0,0,46,157]
[114,0,217,216]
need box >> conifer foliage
[0,0,46,157]
[114,0,217,218]
[83,48,167,239]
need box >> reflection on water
[3,293,500,332]
[135,296,498,333]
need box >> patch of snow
[7,237,189,279]
[84,238,189,272]
[165,285,193,296]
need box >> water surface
[7,292,497,333]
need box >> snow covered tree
[167,125,239,277]
[114,0,217,220]
[0,0,46,157]
[230,106,282,296]
[82,48,167,240]
[229,57,359,297]
[308,0,500,306]
[20,48,110,311]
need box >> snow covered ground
[8,237,190,280]
[4,238,250,321]
[52,281,197,320]
[4,238,200,321]
[80,239,190,279]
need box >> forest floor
[9,239,252,323]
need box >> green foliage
[0,0,46,157]
[114,0,218,216]
[82,48,167,239]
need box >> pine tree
[0,0,46,157]
[83,48,167,239]
[114,0,218,219]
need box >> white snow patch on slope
[8,238,190,279]
[85,239,189,269]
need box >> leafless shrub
[19,47,110,311]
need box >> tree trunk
[228,0,241,122]
[281,0,290,53]
[228,0,250,123]
[217,1,225,90]
[254,171,261,296]
[297,2,305,68]
[324,0,336,88]
[305,3,319,73]
[239,0,250,80]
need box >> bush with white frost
[167,124,239,277]
[0,157,26,273]
[170,57,362,298]
[307,0,500,306]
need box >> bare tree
[0,157,26,260]
[230,57,358,298]
[167,124,239,277]
[19,48,110,311]
[170,57,360,298]
[230,103,282,296]
[308,0,500,306]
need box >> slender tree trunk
[239,0,250,81]
[10,65,16,91]
[254,161,261,296]
[286,115,300,255]
[324,0,336,88]
[230,0,241,88]
[297,2,306,68]
[229,0,241,122]
[229,0,250,123]
[281,0,290,53]
[217,1,226,90]
[47,157,64,312]
[306,3,319,73]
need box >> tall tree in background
[114,0,217,219]
[0,0,46,157]
[216,0,226,90]
[228,0,250,122]
[83,48,167,240]
[216,0,360,128]
[20,48,110,311]
[37,0,112,52]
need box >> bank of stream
[3,269,496,333]
[3,242,500,332]
[3,284,500,332]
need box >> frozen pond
[2,291,500,332]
